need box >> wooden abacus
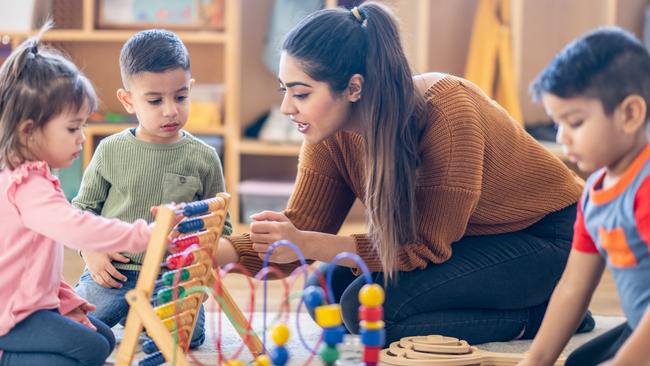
[115,193,264,366]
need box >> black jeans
[566,322,632,366]
[306,204,576,345]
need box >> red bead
[359,306,383,322]
[363,346,381,364]
[171,236,199,253]
[166,252,194,269]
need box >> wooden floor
[62,248,623,316]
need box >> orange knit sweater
[227,75,583,275]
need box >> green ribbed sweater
[227,75,583,275]
[73,129,232,270]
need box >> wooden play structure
[464,0,523,124]
[114,193,264,366]
[380,335,566,366]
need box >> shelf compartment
[2,30,227,44]
[239,139,301,156]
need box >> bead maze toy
[259,242,386,366]
[114,193,264,366]
[380,335,566,366]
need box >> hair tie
[351,7,365,23]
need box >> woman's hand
[64,303,97,330]
[81,250,129,288]
[249,211,306,263]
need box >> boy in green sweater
[73,29,231,348]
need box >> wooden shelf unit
[16,0,639,235]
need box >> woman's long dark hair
[283,2,423,278]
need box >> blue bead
[302,286,324,309]
[138,351,165,366]
[183,201,208,217]
[360,328,385,347]
[270,345,290,365]
[322,326,345,346]
[177,218,205,233]
[142,338,158,354]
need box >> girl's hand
[65,303,97,331]
[249,211,306,263]
[81,250,129,288]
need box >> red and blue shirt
[574,144,650,328]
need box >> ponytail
[356,3,421,279]
[0,20,97,170]
[283,3,423,279]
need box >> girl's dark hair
[531,27,650,116]
[283,2,422,278]
[0,22,97,170]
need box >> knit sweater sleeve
[227,141,356,276]
[72,141,109,214]
[354,92,484,272]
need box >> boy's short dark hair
[531,27,650,116]
[119,29,190,86]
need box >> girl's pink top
[0,161,151,337]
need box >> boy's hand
[81,250,129,288]
[64,303,97,331]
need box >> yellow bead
[315,304,342,328]
[360,320,385,330]
[254,354,271,366]
[270,323,290,346]
[223,360,245,366]
[358,284,384,307]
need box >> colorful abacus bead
[154,296,199,319]
[156,285,185,304]
[166,246,210,269]
[142,338,158,354]
[177,217,206,233]
[161,263,208,286]
[170,231,216,253]
[138,351,164,366]
[182,197,225,217]
[177,213,222,233]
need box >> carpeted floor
[106,312,625,365]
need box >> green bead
[162,268,190,286]
[319,345,339,364]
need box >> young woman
[217,2,591,345]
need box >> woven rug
[106,312,625,365]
